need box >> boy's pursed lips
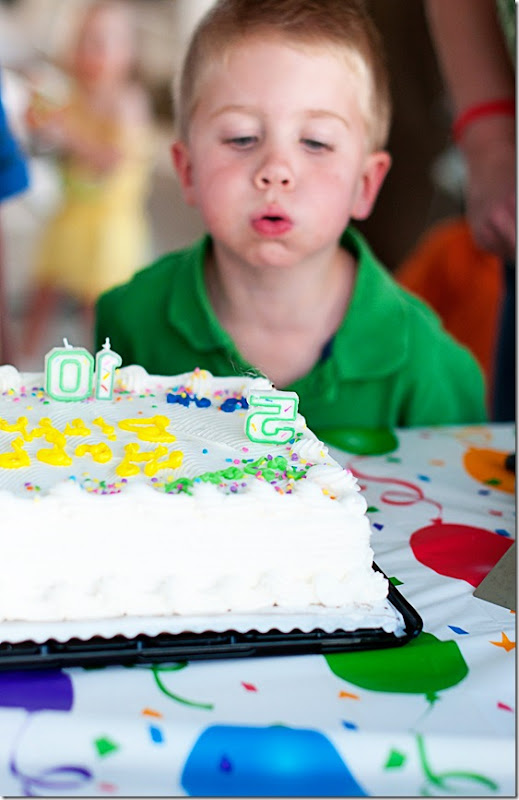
[251,206,294,236]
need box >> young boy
[95,0,487,432]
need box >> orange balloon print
[463,447,515,494]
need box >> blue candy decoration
[166,393,211,408]
[220,397,249,413]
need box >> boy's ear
[171,140,197,206]
[350,150,392,220]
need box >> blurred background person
[395,215,503,412]
[0,66,29,363]
[425,0,516,421]
[22,0,154,357]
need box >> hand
[462,120,516,262]
[25,99,69,148]
[26,99,121,174]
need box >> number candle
[245,388,299,445]
[44,339,94,402]
[95,337,122,400]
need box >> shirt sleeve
[400,308,488,426]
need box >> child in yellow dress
[24,0,153,356]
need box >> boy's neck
[205,243,357,387]
[207,242,355,320]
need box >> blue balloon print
[0,670,73,712]
[181,724,367,797]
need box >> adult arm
[425,0,516,261]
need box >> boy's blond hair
[176,0,391,152]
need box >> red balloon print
[410,522,513,587]
[346,459,513,587]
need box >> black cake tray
[0,568,423,670]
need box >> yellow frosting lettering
[0,416,31,440]
[144,446,184,477]
[116,443,145,477]
[28,417,61,442]
[118,415,177,443]
[116,442,183,477]
[37,443,72,467]
[36,424,72,467]
[75,442,113,463]
[92,416,117,441]
[64,418,91,437]
[0,436,31,469]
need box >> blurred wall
[356,0,461,271]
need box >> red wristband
[452,99,516,142]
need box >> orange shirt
[395,217,503,397]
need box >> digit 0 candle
[44,339,94,402]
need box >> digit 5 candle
[245,389,299,445]
[45,339,94,402]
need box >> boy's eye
[301,138,331,152]
[224,136,258,149]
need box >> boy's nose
[253,158,294,190]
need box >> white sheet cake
[0,363,388,625]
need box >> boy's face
[173,35,390,271]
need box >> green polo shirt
[95,226,486,431]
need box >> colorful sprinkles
[73,476,128,495]
[1,381,320,499]
[24,481,41,493]
[159,454,313,496]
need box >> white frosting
[0,365,22,393]
[114,364,150,393]
[0,366,387,622]
[185,366,213,398]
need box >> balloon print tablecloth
[0,423,515,797]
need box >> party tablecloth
[0,423,515,797]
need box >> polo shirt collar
[331,227,409,380]
[166,229,409,379]
[166,235,236,353]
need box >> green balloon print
[315,427,398,455]
[325,632,468,705]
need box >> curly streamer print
[9,715,93,797]
[346,460,444,521]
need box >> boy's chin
[245,239,305,270]
[215,240,299,271]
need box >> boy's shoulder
[371,258,472,357]
[390,274,444,330]
[341,226,482,380]
[346,225,448,334]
